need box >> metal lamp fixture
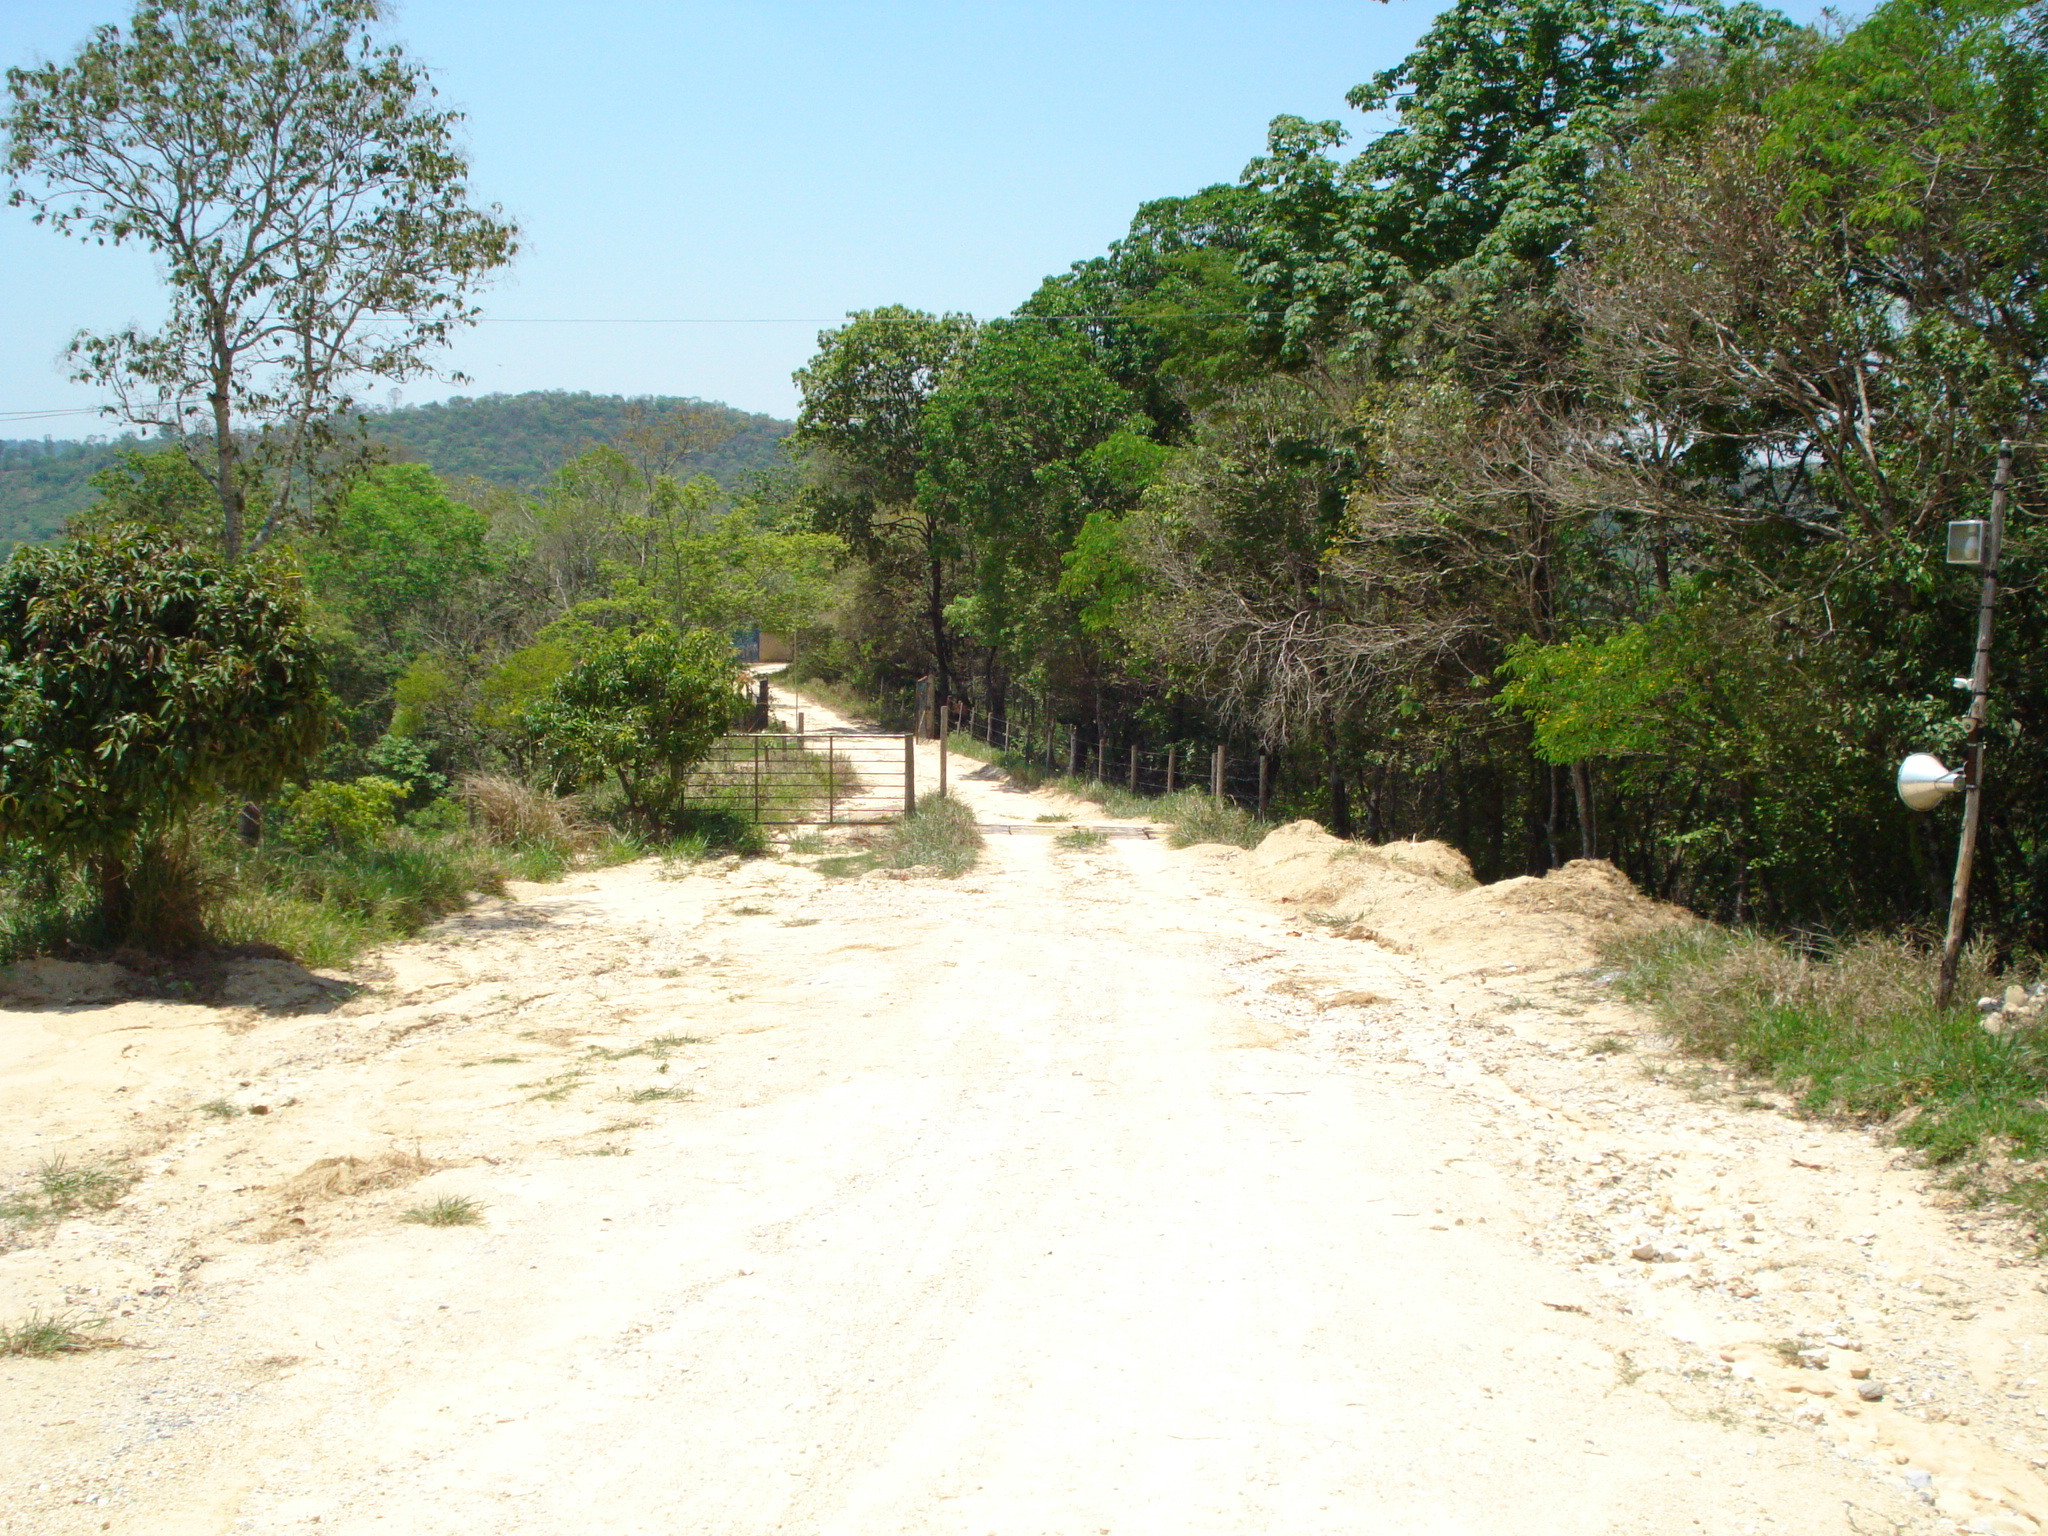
[1947,519,1992,567]
[1897,753,1963,812]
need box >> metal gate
[684,732,915,826]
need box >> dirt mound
[282,1151,438,1203]
[1238,820,1688,973]
[0,959,130,1006]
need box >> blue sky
[2,0,1830,430]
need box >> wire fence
[684,732,915,826]
[942,699,1273,813]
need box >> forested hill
[370,392,793,488]
[0,391,794,548]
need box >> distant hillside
[0,391,796,548]
[372,392,793,490]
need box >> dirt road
[4,710,2047,1533]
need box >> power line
[475,312,1243,324]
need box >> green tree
[5,0,518,558]
[302,464,494,653]
[0,528,328,923]
[792,307,977,696]
[521,627,738,817]
[1240,0,1790,360]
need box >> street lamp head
[1898,752,1963,812]
[1947,520,1992,567]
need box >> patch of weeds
[784,831,830,854]
[14,1157,132,1221]
[1158,789,1262,850]
[520,1069,589,1102]
[475,1055,522,1066]
[1,1309,109,1357]
[781,917,821,927]
[1606,925,2048,1218]
[1498,995,1535,1013]
[1034,813,1071,824]
[1737,1094,1772,1110]
[1055,827,1109,851]
[1304,911,1346,928]
[728,904,771,916]
[198,1097,243,1119]
[1587,1036,1633,1055]
[1612,1348,1645,1387]
[595,1119,650,1135]
[622,1086,695,1104]
[401,1195,486,1227]
[814,852,878,879]
[575,1145,631,1157]
[590,1034,705,1063]
[876,793,983,877]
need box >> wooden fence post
[1068,726,1078,777]
[939,705,949,798]
[1212,744,1225,803]
[1257,749,1269,818]
[1166,745,1176,794]
[900,733,913,819]
[1128,743,1138,793]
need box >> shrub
[0,528,327,931]
[521,626,740,820]
[272,777,406,853]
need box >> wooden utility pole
[938,705,950,799]
[1938,440,2016,1009]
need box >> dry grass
[280,1151,438,1204]
[458,774,595,849]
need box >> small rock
[1631,1244,1662,1262]
[1850,1366,1871,1380]
[1858,1382,1885,1401]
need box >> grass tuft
[1158,789,1262,849]
[401,1195,486,1227]
[1,1310,108,1357]
[622,1085,695,1103]
[1055,827,1109,850]
[198,1097,242,1119]
[879,793,983,876]
[1,1156,134,1225]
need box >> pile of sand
[1236,820,1690,973]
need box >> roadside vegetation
[810,794,984,880]
[1610,926,2048,1217]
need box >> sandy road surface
[2,710,2046,1533]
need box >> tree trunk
[1326,712,1352,839]
[211,321,246,560]
[1571,762,1597,861]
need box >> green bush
[522,626,740,821]
[273,777,406,853]
[0,528,327,934]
